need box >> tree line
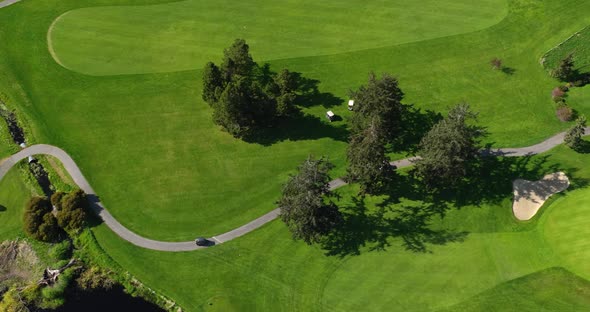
[23,189,89,242]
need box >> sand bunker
[512,172,570,221]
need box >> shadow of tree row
[321,153,589,257]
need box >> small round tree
[23,196,60,242]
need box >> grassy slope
[0,168,33,241]
[48,0,508,75]
[91,144,590,311]
[1,0,590,241]
[542,25,590,71]
[441,267,590,312]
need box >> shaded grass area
[90,145,590,311]
[542,25,590,71]
[441,267,590,312]
[48,0,508,75]
[2,0,590,241]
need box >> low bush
[556,103,574,122]
[552,87,566,102]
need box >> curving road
[0,128,588,251]
[0,0,21,8]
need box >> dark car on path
[195,237,209,246]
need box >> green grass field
[87,145,590,311]
[48,0,508,75]
[2,0,590,310]
[1,0,590,241]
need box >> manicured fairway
[2,0,590,242]
[48,0,508,75]
[2,0,590,310]
[89,144,590,311]
[443,268,590,311]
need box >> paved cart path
[0,0,22,8]
[0,128,588,251]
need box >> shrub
[490,58,502,70]
[556,103,574,122]
[564,115,587,150]
[551,87,565,102]
[49,240,72,261]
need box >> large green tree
[23,196,60,242]
[53,189,88,232]
[278,156,342,244]
[202,39,298,138]
[564,115,587,150]
[413,103,485,190]
[349,72,405,138]
[346,119,392,194]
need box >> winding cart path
[0,128,588,251]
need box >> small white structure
[19,142,26,148]
[326,111,335,122]
[28,156,35,163]
[348,100,354,111]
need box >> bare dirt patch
[512,172,570,221]
[0,240,41,286]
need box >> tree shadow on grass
[573,141,590,154]
[392,104,443,153]
[85,194,105,228]
[322,195,468,257]
[501,66,517,75]
[0,205,6,212]
[243,110,349,146]
[321,150,590,257]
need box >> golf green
[48,0,508,75]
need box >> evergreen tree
[552,54,575,81]
[413,104,485,190]
[202,62,223,104]
[564,115,587,150]
[213,78,249,137]
[221,39,256,81]
[278,156,342,244]
[346,119,392,194]
[349,72,404,138]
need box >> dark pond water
[47,285,165,312]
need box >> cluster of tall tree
[23,189,89,242]
[278,156,341,244]
[413,103,485,190]
[23,197,60,242]
[203,39,299,137]
[346,72,404,194]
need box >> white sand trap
[512,172,570,221]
